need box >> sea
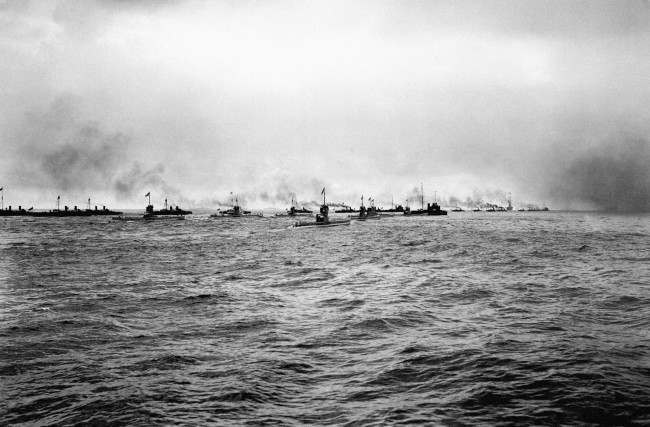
[1,212,649,425]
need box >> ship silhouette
[294,188,350,228]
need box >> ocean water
[1,212,649,425]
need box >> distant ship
[352,196,380,221]
[404,202,447,216]
[380,204,405,213]
[365,197,380,220]
[0,205,30,216]
[26,196,122,217]
[211,194,262,218]
[148,198,192,216]
[0,187,25,216]
[451,207,464,212]
[113,193,186,221]
[277,195,313,217]
[353,196,368,221]
[143,195,190,220]
[334,205,358,214]
[294,188,350,228]
[404,184,447,216]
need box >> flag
[321,187,325,195]
[145,192,150,197]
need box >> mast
[87,197,91,210]
[145,192,151,206]
[165,198,168,210]
[56,195,60,211]
[0,186,3,211]
[322,187,326,205]
[361,194,364,208]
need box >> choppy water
[1,212,649,425]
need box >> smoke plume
[11,96,177,204]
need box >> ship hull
[294,218,350,228]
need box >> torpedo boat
[334,205,358,214]
[0,206,30,217]
[14,195,123,217]
[276,195,313,217]
[403,184,447,216]
[210,195,263,218]
[0,188,29,216]
[149,198,192,216]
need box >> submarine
[294,188,350,228]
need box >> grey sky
[1,0,649,210]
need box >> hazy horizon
[1,0,649,211]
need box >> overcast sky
[1,0,649,210]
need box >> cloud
[550,138,650,212]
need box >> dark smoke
[551,138,650,212]
[13,96,177,202]
[39,124,128,191]
[114,162,178,200]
